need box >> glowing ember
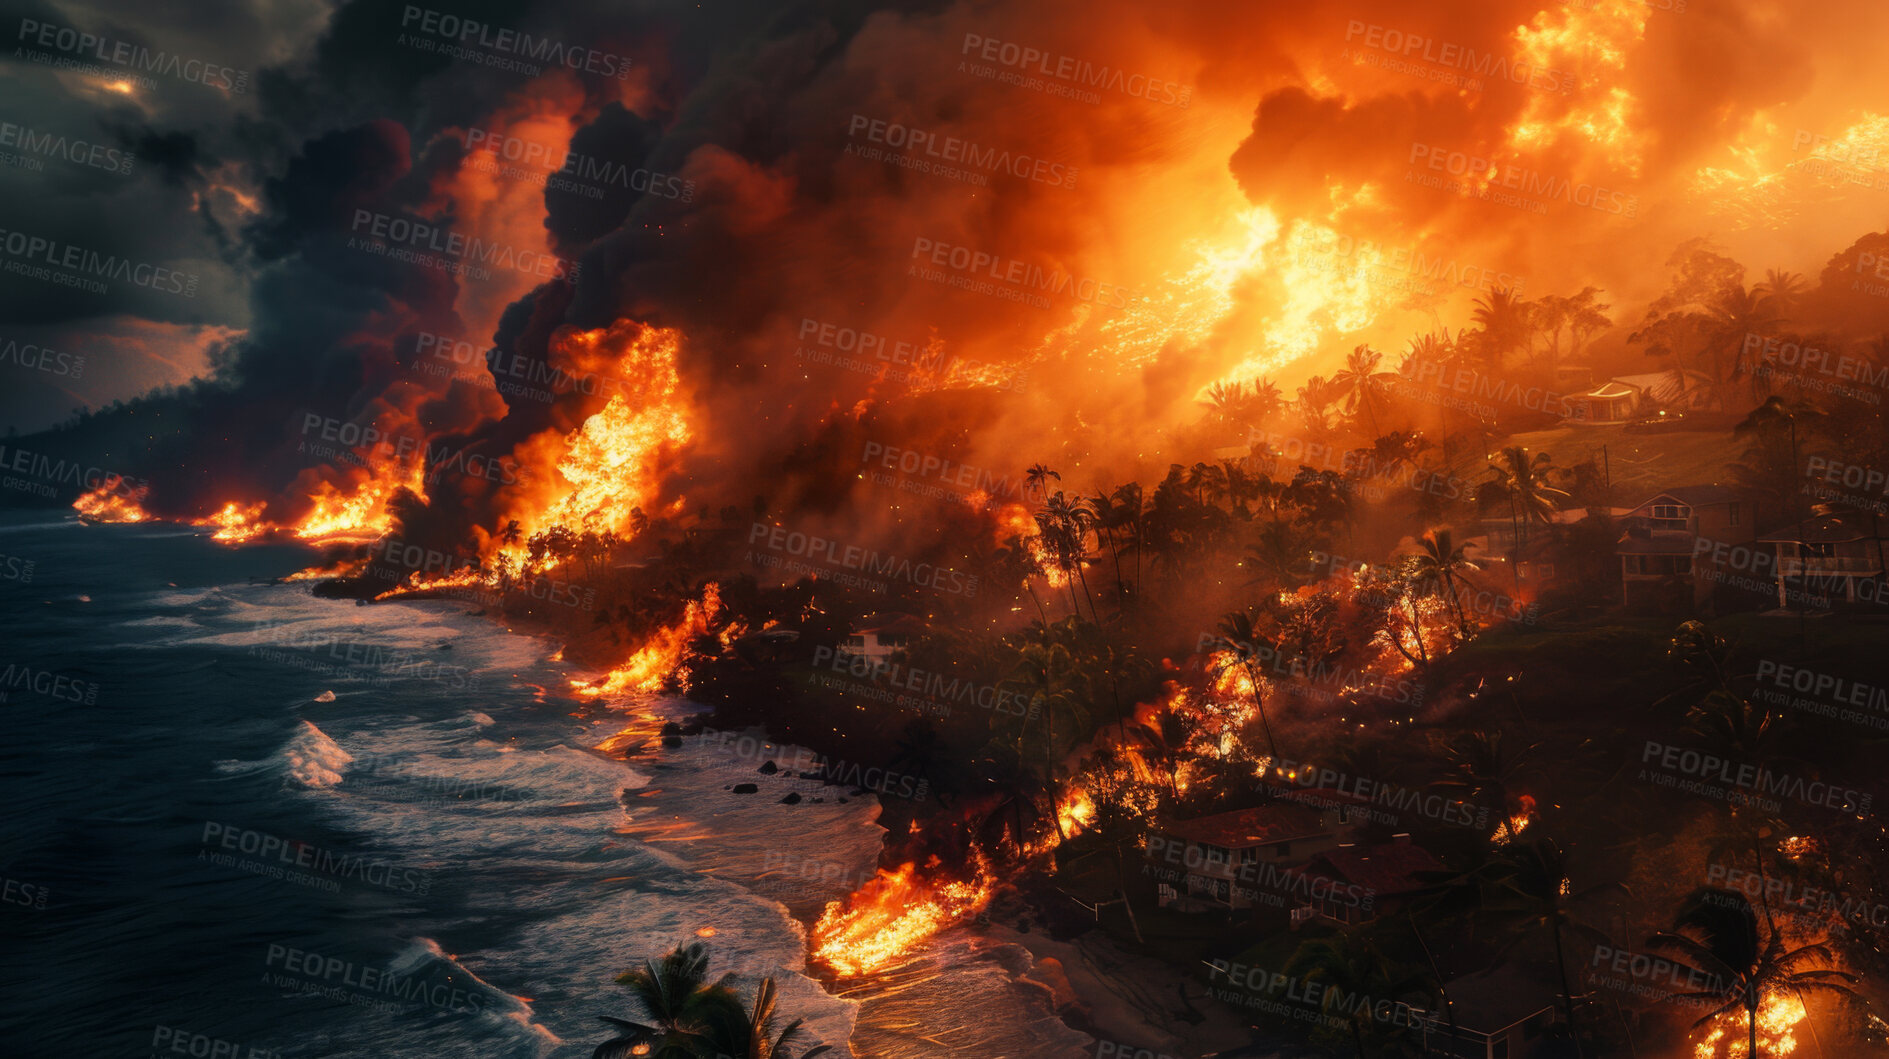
[572,583,721,699]
[73,483,151,523]
[1057,788,1096,836]
[811,851,995,977]
[1692,992,1805,1059]
[196,501,268,543]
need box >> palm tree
[1333,344,1396,437]
[1711,285,1783,396]
[1470,837,1622,1053]
[1209,610,1283,779]
[1131,703,1196,801]
[704,976,833,1059]
[1483,446,1569,583]
[612,945,745,1057]
[1024,463,1060,504]
[1754,269,1805,317]
[1283,933,1436,1057]
[1408,527,1478,636]
[1001,623,1089,833]
[1430,728,1542,843]
[1472,288,1529,371]
[1651,887,1863,1059]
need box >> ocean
[0,513,1093,1058]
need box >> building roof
[1572,381,1638,401]
[1303,841,1446,896]
[1627,485,1744,510]
[1612,369,1712,404]
[1433,966,1560,1036]
[1758,512,1889,544]
[1161,803,1331,849]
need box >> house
[1759,512,1889,610]
[1615,487,1757,612]
[1146,794,1365,912]
[1564,369,1715,424]
[835,613,926,665]
[1415,967,1562,1059]
[1294,835,1446,927]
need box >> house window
[1202,844,1227,866]
[1239,847,1257,865]
[844,635,865,648]
[1651,504,1689,521]
[1728,502,1741,526]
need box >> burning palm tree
[1651,887,1862,1059]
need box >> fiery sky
[7,0,1889,536]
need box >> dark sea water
[0,513,890,1058]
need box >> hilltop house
[1415,966,1562,1059]
[1564,369,1715,424]
[1615,486,1757,612]
[1145,793,1368,913]
[1759,512,1889,610]
[1294,835,1446,927]
[835,613,926,666]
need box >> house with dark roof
[1615,486,1757,612]
[1759,511,1889,610]
[1295,836,1447,927]
[1145,796,1364,913]
[1564,369,1715,424]
[1414,966,1562,1059]
[836,612,926,665]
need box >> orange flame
[196,501,268,543]
[572,582,721,699]
[811,851,996,976]
[295,462,425,541]
[73,483,151,522]
[1692,991,1805,1058]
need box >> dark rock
[779,792,802,805]
[732,783,759,794]
[758,760,779,775]
[661,736,682,748]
